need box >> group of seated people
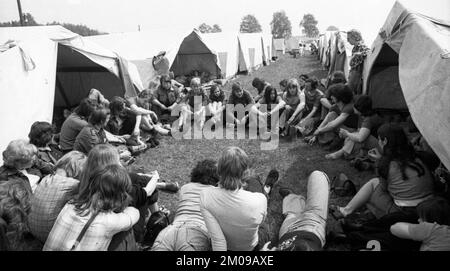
[1,69,449,251]
[0,138,180,250]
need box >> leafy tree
[326,25,339,31]
[0,13,38,27]
[47,22,106,36]
[198,23,213,33]
[198,23,222,33]
[212,24,222,33]
[239,14,262,33]
[299,14,319,38]
[270,10,292,39]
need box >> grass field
[130,54,377,250]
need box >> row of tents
[0,26,274,157]
[317,0,450,170]
[86,31,274,89]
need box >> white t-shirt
[200,186,267,251]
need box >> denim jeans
[279,171,330,247]
[151,221,211,251]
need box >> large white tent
[200,32,240,79]
[237,33,265,73]
[0,25,143,158]
[86,29,187,89]
[273,38,286,57]
[362,0,450,169]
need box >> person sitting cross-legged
[261,171,330,251]
[225,83,255,128]
[178,77,209,132]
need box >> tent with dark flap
[0,25,143,159]
[362,0,450,169]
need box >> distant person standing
[347,29,370,94]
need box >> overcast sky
[1,0,449,45]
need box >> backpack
[142,211,170,247]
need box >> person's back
[29,174,79,243]
[43,203,138,251]
[411,222,450,251]
[73,125,107,155]
[387,159,434,206]
[200,186,267,251]
[60,113,88,151]
[174,182,210,224]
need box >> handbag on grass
[70,212,99,251]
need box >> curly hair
[0,179,31,247]
[190,159,219,186]
[2,139,37,170]
[328,83,353,104]
[28,121,55,148]
[209,85,225,103]
[347,29,363,43]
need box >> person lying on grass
[262,171,330,251]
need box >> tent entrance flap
[54,44,125,108]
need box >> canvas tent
[362,0,450,169]
[327,31,354,79]
[285,36,300,52]
[237,33,265,73]
[273,38,285,57]
[86,29,187,89]
[200,32,240,79]
[261,34,273,64]
[0,25,143,159]
[170,30,222,79]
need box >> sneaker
[278,187,292,198]
[264,169,279,195]
[158,181,180,193]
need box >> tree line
[1,11,338,39]
[198,11,335,39]
[0,13,106,36]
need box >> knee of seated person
[369,178,380,187]
[309,170,328,183]
[147,190,159,205]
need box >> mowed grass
[130,54,376,250]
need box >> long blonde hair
[76,144,120,194]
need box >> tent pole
[17,0,24,26]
